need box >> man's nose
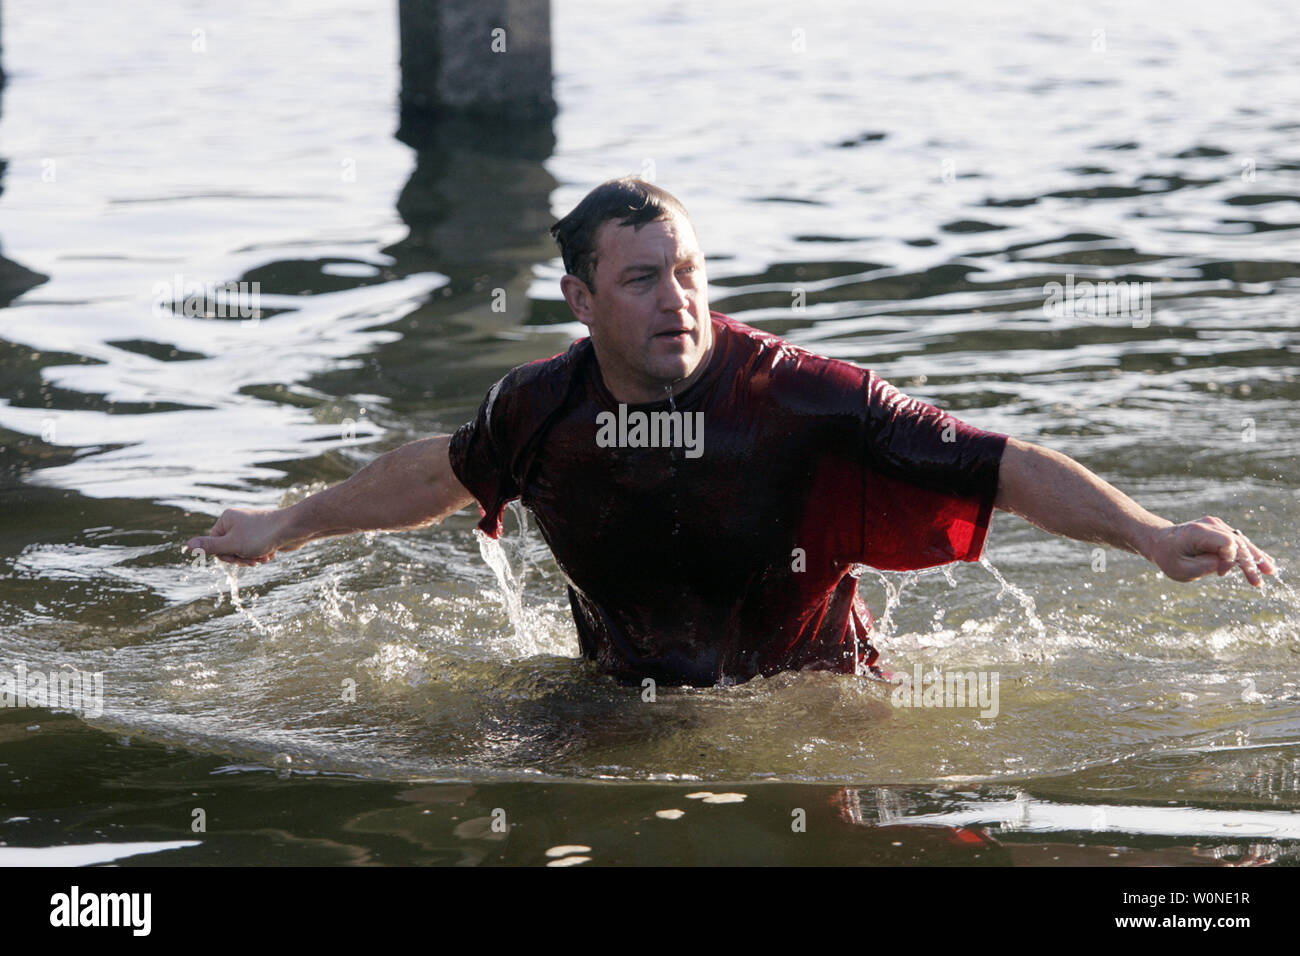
[659,272,691,312]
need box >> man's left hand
[1143,516,1276,587]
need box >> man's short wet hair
[550,178,691,292]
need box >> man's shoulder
[475,337,593,443]
[710,310,870,398]
[502,336,592,390]
[492,336,591,405]
[711,310,807,356]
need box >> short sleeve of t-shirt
[448,374,522,539]
[448,342,587,538]
[856,371,1008,571]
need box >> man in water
[186,178,1276,686]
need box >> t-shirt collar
[587,313,726,412]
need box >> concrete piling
[398,0,555,120]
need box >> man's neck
[597,327,718,405]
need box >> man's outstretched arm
[994,437,1276,586]
[185,435,476,566]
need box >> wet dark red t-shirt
[449,312,1007,686]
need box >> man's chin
[643,336,711,389]
[657,355,707,390]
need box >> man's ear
[560,274,595,327]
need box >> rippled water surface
[1,0,1298,864]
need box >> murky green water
[1,0,1298,865]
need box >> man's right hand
[186,508,304,567]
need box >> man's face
[561,212,713,404]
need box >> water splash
[857,556,1047,642]
[1264,567,1299,604]
[858,567,915,640]
[473,516,577,658]
[222,564,274,635]
[979,555,1048,637]
[181,544,272,634]
[503,501,534,590]
[856,564,958,639]
[475,528,527,643]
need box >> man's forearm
[281,435,473,546]
[185,434,477,565]
[993,437,1172,561]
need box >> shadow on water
[210,112,565,416]
[0,62,55,485]
[0,69,49,312]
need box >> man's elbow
[429,478,476,524]
[428,436,476,522]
